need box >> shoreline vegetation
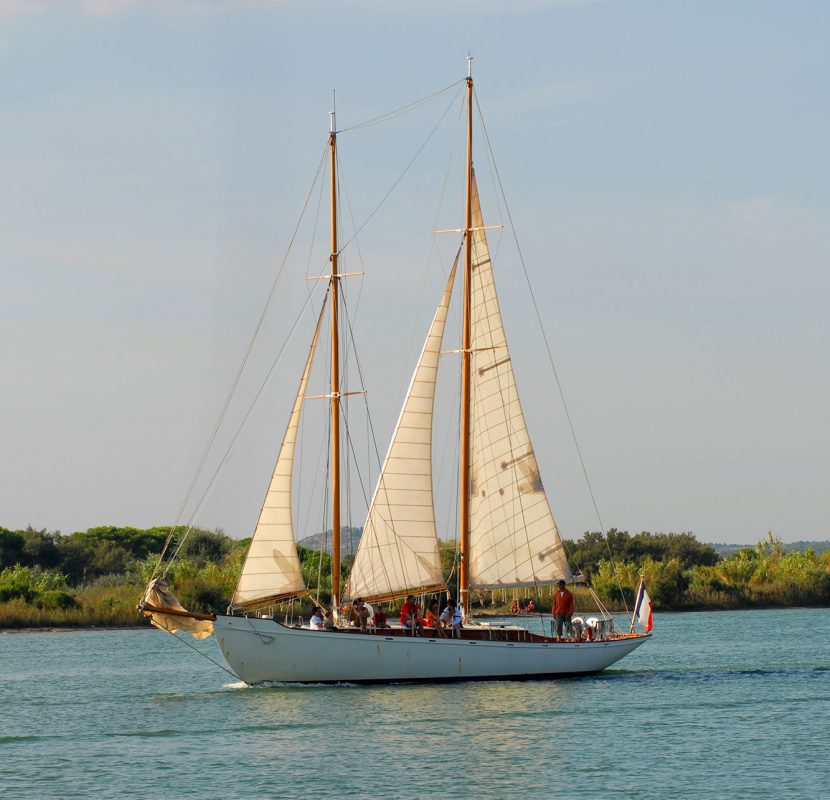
[1,525,829,629]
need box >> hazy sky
[1,1,828,545]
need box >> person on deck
[527,600,535,612]
[400,595,423,634]
[349,598,371,632]
[424,599,447,637]
[309,606,325,630]
[440,598,463,636]
[372,607,390,629]
[552,580,574,642]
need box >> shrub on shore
[1,527,829,627]
[0,578,148,628]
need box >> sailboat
[141,64,650,684]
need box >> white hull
[214,616,649,684]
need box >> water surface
[1,609,828,799]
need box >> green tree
[0,528,24,570]
[176,529,234,567]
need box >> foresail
[231,300,326,609]
[347,257,459,601]
[467,174,573,588]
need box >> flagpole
[630,575,644,633]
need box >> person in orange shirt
[424,599,447,637]
[552,579,574,641]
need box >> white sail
[231,301,326,609]
[466,175,573,589]
[348,258,459,601]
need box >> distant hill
[710,540,830,557]
[298,527,363,557]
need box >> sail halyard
[230,298,327,610]
[465,174,573,589]
[346,256,460,603]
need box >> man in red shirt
[400,595,423,634]
[552,580,574,642]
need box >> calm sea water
[1,609,828,799]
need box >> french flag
[633,580,653,632]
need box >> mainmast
[459,56,473,617]
[329,107,342,607]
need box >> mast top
[330,89,336,134]
[467,52,473,79]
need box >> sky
[1,1,828,545]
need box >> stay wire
[334,153,369,349]
[305,154,329,279]
[399,93,466,405]
[337,79,464,133]
[152,142,329,579]
[474,90,629,614]
[339,296,415,600]
[165,282,329,573]
[169,630,239,680]
[339,84,464,255]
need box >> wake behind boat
[141,60,650,684]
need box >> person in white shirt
[309,606,325,630]
[440,598,463,636]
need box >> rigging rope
[337,79,465,133]
[164,284,328,574]
[152,142,329,579]
[338,291,401,599]
[399,91,467,404]
[474,90,629,613]
[155,80,462,583]
[169,630,240,680]
[338,84,464,255]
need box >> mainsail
[231,300,326,609]
[466,175,573,588]
[347,257,459,601]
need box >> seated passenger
[372,608,390,629]
[440,598,463,636]
[349,597,371,632]
[424,599,447,637]
[309,606,325,630]
[400,595,423,634]
[323,610,336,630]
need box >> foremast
[329,109,342,608]
[459,58,474,617]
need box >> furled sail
[347,256,459,602]
[466,174,573,588]
[142,578,215,639]
[231,300,326,609]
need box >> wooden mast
[459,58,473,617]
[329,108,342,608]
